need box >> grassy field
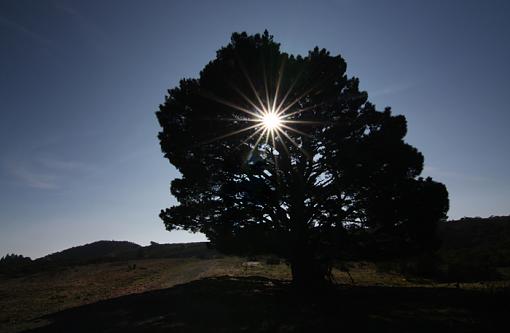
[1,257,509,332]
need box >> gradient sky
[1,0,509,258]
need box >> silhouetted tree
[0,253,32,274]
[156,31,449,286]
[0,253,32,265]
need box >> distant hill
[138,242,219,260]
[438,215,510,267]
[0,240,220,276]
[39,240,142,266]
[36,241,219,267]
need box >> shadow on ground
[24,276,509,332]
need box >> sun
[202,61,317,157]
[261,110,282,131]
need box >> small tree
[156,31,448,286]
[0,253,32,274]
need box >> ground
[0,257,509,332]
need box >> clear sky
[1,0,509,258]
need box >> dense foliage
[157,31,449,284]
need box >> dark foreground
[23,276,509,333]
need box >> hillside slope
[40,241,141,265]
[439,216,510,266]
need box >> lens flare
[261,110,282,130]
[200,60,323,160]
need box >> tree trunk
[288,163,331,287]
[290,251,331,287]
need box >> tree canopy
[156,31,449,285]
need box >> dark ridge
[137,242,219,260]
[439,215,510,267]
[39,240,142,266]
[0,241,218,276]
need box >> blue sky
[1,0,509,258]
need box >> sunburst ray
[195,59,322,160]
